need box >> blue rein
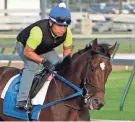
[32,69,83,112]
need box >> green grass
[0,38,15,43]
[90,70,135,121]
[56,41,135,54]
[118,43,135,53]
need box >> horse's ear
[108,42,117,55]
[91,38,98,50]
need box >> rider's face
[52,24,67,37]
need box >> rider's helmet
[49,3,71,26]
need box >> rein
[32,69,83,112]
[53,77,81,110]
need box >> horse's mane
[72,42,111,60]
[57,42,111,74]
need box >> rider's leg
[16,43,61,110]
[16,42,40,110]
[17,61,39,101]
[28,49,62,99]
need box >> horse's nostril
[93,98,99,103]
[98,103,104,108]
[93,98,104,109]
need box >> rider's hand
[42,59,55,71]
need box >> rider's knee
[25,62,39,71]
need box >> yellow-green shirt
[27,26,72,50]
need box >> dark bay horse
[0,39,117,121]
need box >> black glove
[42,59,55,71]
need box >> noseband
[82,54,110,99]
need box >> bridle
[81,54,110,101]
[53,51,111,110]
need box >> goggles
[55,17,71,25]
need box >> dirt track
[1,52,135,70]
[0,61,133,71]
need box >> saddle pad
[2,75,39,120]
[1,74,54,120]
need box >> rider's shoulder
[67,27,72,35]
[31,26,42,33]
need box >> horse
[0,39,117,121]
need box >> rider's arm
[24,26,44,63]
[63,27,72,56]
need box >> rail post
[7,47,16,66]
[120,65,135,111]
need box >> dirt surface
[0,61,133,71]
[112,65,133,70]
[0,53,134,70]
[0,61,24,69]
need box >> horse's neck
[72,52,88,76]
[45,51,89,101]
[45,57,86,102]
[43,56,88,120]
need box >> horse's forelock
[82,43,110,57]
[98,43,111,57]
[99,43,111,51]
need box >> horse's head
[72,39,117,110]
